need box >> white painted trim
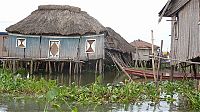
[9,33,40,38]
[8,33,104,38]
[82,34,104,38]
[48,40,60,59]
[16,38,26,48]
[85,39,96,53]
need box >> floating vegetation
[0,69,200,111]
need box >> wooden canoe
[124,68,200,80]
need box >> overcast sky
[0,0,170,51]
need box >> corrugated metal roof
[0,32,7,35]
[159,0,191,17]
[130,39,159,49]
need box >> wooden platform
[124,68,200,80]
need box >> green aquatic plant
[1,68,200,111]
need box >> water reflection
[0,96,189,112]
[33,71,123,86]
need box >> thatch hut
[3,5,135,74]
[5,5,106,74]
[105,27,135,68]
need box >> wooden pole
[170,65,174,81]
[61,62,64,73]
[2,60,5,69]
[157,40,163,81]
[95,59,99,74]
[12,60,16,73]
[30,60,33,74]
[45,62,48,73]
[49,61,52,74]
[54,62,56,72]
[151,30,157,82]
[99,58,102,74]
[79,63,82,74]
[69,61,72,75]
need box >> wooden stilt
[54,62,56,72]
[192,64,197,79]
[9,60,12,70]
[99,59,102,74]
[12,60,16,73]
[36,62,40,72]
[49,61,52,74]
[95,60,99,74]
[45,62,48,73]
[16,61,19,71]
[170,65,174,81]
[61,62,64,73]
[2,60,5,69]
[25,61,28,70]
[74,62,78,74]
[79,63,82,74]
[30,60,33,74]
[69,61,72,75]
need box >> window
[16,38,26,48]
[85,39,96,53]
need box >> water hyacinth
[0,69,199,111]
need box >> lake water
[0,71,192,112]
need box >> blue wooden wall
[5,34,105,60]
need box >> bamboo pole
[151,30,157,82]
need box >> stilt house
[130,39,159,61]
[130,39,159,67]
[5,5,106,73]
[3,5,135,73]
[159,0,200,64]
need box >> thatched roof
[6,5,106,36]
[105,27,135,53]
[130,39,159,50]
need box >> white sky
[0,0,171,51]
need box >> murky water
[0,94,189,112]
[0,71,192,112]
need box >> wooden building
[0,32,8,57]
[130,39,159,61]
[3,5,135,74]
[159,0,200,64]
[4,5,106,74]
[130,39,159,68]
